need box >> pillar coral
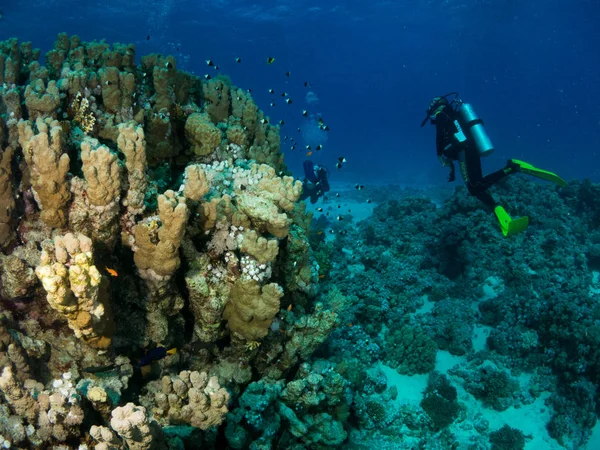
[79,137,122,247]
[133,190,189,343]
[184,112,223,156]
[0,146,15,247]
[223,280,283,343]
[17,117,71,228]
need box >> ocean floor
[313,181,600,450]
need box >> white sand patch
[378,362,428,405]
[472,324,492,352]
[436,349,464,374]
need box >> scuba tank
[457,102,494,157]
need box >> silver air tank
[458,103,494,157]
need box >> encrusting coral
[35,232,115,348]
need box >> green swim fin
[510,159,566,187]
[494,206,529,237]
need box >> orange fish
[306,151,312,156]
[347,323,353,327]
[287,304,293,312]
[105,267,118,277]
[318,274,325,279]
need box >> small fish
[204,74,211,80]
[339,230,347,235]
[347,323,353,327]
[329,229,335,234]
[235,57,242,63]
[279,120,285,125]
[297,128,301,132]
[82,364,117,374]
[366,199,372,203]
[260,118,269,124]
[318,118,324,126]
[317,207,323,212]
[306,145,311,150]
[165,61,173,69]
[267,56,276,64]
[247,88,252,93]
[281,92,288,97]
[285,98,292,104]
[206,59,214,66]
[319,274,326,279]
[270,102,276,107]
[306,151,313,156]
[304,81,309,87]
[146,35,150,40]
[336,162,343,169]
[285,71,291,77]
[105,267,118,277]
[338,157,347,163]
[317,231,323,235]
[335,193,340,198]
[104,80,112,86]
[302,110,308,117]
[287,304,293,312]
[321,125,330,131]
[138,347,177,368]
[214,65,220,70]
[291,145,296,150]
[355,184,364,190]
[337,204,341,208]
[315,145,322,151]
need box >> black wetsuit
[435,105,517,209]
[300,161,330,204]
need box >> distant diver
[300,160,330,204]
[422,92,566,237]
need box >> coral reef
[0,33,331,450]
[2,31,600,450]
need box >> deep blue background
[1,0,599,184]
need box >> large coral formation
[0,33,332,450]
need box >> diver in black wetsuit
[299,160,330,204]
[421,93,566,237]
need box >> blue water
[3,2,600,449]
[2,0,599,184]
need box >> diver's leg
[460,146,497,210]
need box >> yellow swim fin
[494,206,529,237]
[510,159,566,187]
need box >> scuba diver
[300,160,330,204]
[421,92,566,237]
